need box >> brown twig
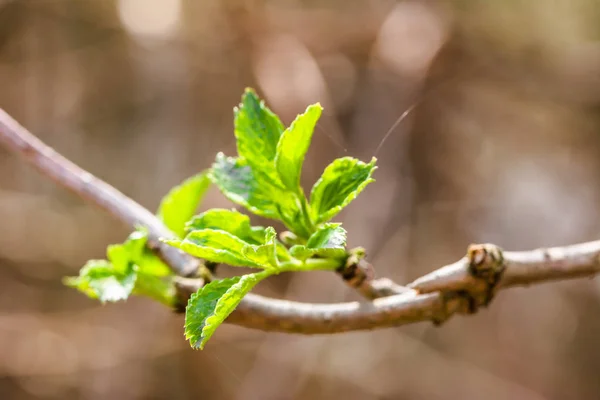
[2,108,600,334]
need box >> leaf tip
[308,102,323,112]
[240,87,261,106]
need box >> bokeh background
[2,0,600,398]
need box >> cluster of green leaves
[64,173,211,307]
[65,88,377,350]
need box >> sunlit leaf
[210,153,310,237]
[164,228,278,269]
[242,227,278,268]
[186,208,265,244]
[275,103,322,193]
[310,157,377,224]
[123,229,148,257]
[210,153,282,219]
[306,223,347,249]
[234,88,285,183]
[106,244,129,273]
[289,223,347,261]
[135,251,172,277]
[185,273,267,349]
[164,231,257,267]
[63,260,137,303]
[157,172,211,238]
[132,273,176,307]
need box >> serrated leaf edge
[311,157,377,224]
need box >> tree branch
[0,109,200,277]
[2,108,600,334]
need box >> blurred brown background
[2,0,600,399]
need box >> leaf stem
[298,195,316,236]
[278,257,342,273]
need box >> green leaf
[234,88,285,180]
[185,273,268,349]
[132,273,176,307]
[310,157,377,224]
[288,246,313,261]
[186,208,290,262]
[164,229,277,268]
[123,229,172,277]
[66,250,174,305]
[66,227,175,305]
[210,154,310,237]
[157,172,211,238]
[306,223,347,249]
[106,244,129,273]
[106,229,171,277]
[275,242,292,262]
[289,223,347,260]
[64,260,137,303]
[123,229,148,257]
[135,251,173,277]
[242,227,278,268]
[186,208,265,244]
[164,231,258,267]
[275,103,322,193]
[210,153,283,220]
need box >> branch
[2,108,600,334]
[0,109,200,277]
[175,242,600,333]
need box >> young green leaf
[211,154,310,237]
[66,227,175,305]
[64,260,137,303]
[242,227,278,268]
[164,230,260,267]
[135,251,173,277]
[107,229,153,273]
[118,229,172,276]
[210,154,283,220]
[132,273,176,307]
[123,229,149,257]
[275,103,322,193]
[106,244,130,273]
[185,272,269,349]
[186,208,266,244]
[157,172,211,238]
[289,223,347,260]
[310,157,377,224]
[234,89,285,180]
[164,229,279,268]
[275,198,312,239]
[66,252,174,305]
[186,208,291,262]
[306,223,347,249]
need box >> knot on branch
[465,243,506,310]
[467,243,505,283]
[336,249,411,299]
[337,247,374,288]
[432,292,472,326]
[426,244,507,326]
